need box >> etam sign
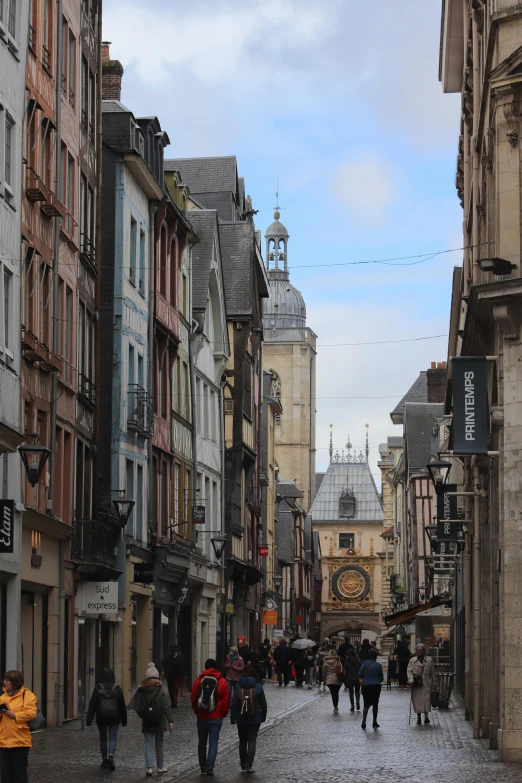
[80,582,118,614]
[452,357,488,455]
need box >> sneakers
[207,770,214,777]
[146,770,153,778]
[246,768,255,774]
[107,756,115,771]
[200,768,207,775]
[100,759,109,769]
[158,769,168,775]
[333,706,339,713]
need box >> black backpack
[136,688,164,728]
[239,687,259,716]
[196,675,218,712]
[96,684,119,722]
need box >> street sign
[396,624,406,635]
[263,610,278,625]
[133,563,154,583]
[296,615,303,624]
[225,602,235,614]
[0,500,14,554]
[80,582,118,614]
[258,545,269,557]
[436,484,458,543]
[452,357,489,454]
[192,505,205,524]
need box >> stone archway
[320,614,382,642]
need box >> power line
[319,334,446,347]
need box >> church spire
[329,424,333,462]
[365,424,370,463]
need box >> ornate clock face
[332,564,371,601]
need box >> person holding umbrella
[290,638,315,688]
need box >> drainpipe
[147,202,158,529]
[471,14,480,285]
[188,317,198,548]
[50,0,64,729]
[463,461,472,720]
[219,373,227,665]
[472,455,482,739]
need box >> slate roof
[390,371,428,424]
[404,403,443,472]
[164,156,238,195]
[315,473,326,495]
[102,99,132,113]
[387,436,404,448]
[188,210,219,312]
[278,480,304,500]
[308,462,383,523]
[219,221,255,316]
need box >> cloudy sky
[104,0,462,480]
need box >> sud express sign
[80,582,118,614]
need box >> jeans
[327,683,341,708]
[97,722,119,759]
[304,666,314,684]
[197,717,222,771]
[276,665,290,686]
[237,724,260,769]
[227,679,238,698]
[144,731,164,769]
[0,747,30,783]
[347,682,360,708]
[294,664,305,687]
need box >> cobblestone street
[29,683,522,783]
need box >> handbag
[412,676,423,689]
[335,661,344,679]
[23,689,46,732]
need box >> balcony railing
[73,518,119,571]
[128,384,153,437]
[78,373,96,405]
[80,234,97,272]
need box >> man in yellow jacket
[0,670,37,783]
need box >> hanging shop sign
[436,484,458,543]
[133,563,154,583]
[258,545,269,557]
[435,540,453,573]
[263,610,278,625]
[452,357,489,454]
[225,601,235,614]
[81,582,118,613]
[0,500,14,554]
[192,505,205,525]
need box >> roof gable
[164,156,239,198]
[390,371,428,425]
[308,461,383,524]
[404,402,443,472]
[188,210,220,312]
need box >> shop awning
[384,595,452,627]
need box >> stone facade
[440,0,522,759]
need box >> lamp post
[210,534,227,560]
[18,434,51,487]
[272,574,283,594]
[426,457,452,493]
[112,491,135,527]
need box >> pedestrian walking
[272,638,291,687]
[322,649,344,713]
[230,663,268,774]
[237,637,253,665]
[303,646,315,689]
[315,642,330,692]
[160,645,184,708]
[358,649,384,729]
[86,667,127,771]
[191,658,230,776]
[258,639,271,680]
[0,670,37,783]
[249,652,265,684]
[132,662,173,777]
[358,639,371,662]
[291,644,305,688]
[396,635,411,689]
[337,638,354,663]
[344,648,361,712]
[407,644,435,725]
[225,647,245,696]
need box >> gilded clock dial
[332,564,371,602]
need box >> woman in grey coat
[407,644,435,725]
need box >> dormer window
[339,489,355,518]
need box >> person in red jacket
[191,659,230,776]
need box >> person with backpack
[230,663,267,774]
[132,663,173,777]
[86,668,127,771]
[191,658,230,776]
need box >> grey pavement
[30,682,522,782]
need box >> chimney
[427,362,447,403]
[101,41,124,101]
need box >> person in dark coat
[249,651,265,683]
[344,648,361,711]
[86,667,127,771]
[358,639,371,662]
[291,644,305,687]
[237,637,253,665]
[230,663,268,773]
[160,645,184,708]
[396,636,411,688]
[272,639,291,687]
[359,649,384,730]
[130,663,173,776]
[258,639,271,679]
[338,639,354,663]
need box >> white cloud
[330,152,400,224]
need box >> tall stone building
[262,209,317,512]
[440,0,522,758]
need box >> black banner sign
[436,484,458,543]
[192,505,205,525]
[133,562,154,583]
[0,500,14,554]
[435,539,453,573]
[452,357,488,454]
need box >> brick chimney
[101,41,124,101]
[427,361,447,403]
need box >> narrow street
[30,683,522,783]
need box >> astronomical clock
[327,556,375,611]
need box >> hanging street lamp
[112,491,135,527]
[210,534,227,560]
[18,434,51,487]
[426,456,452,493]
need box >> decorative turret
[263,200,306,330]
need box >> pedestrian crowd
[0,633,437,781]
